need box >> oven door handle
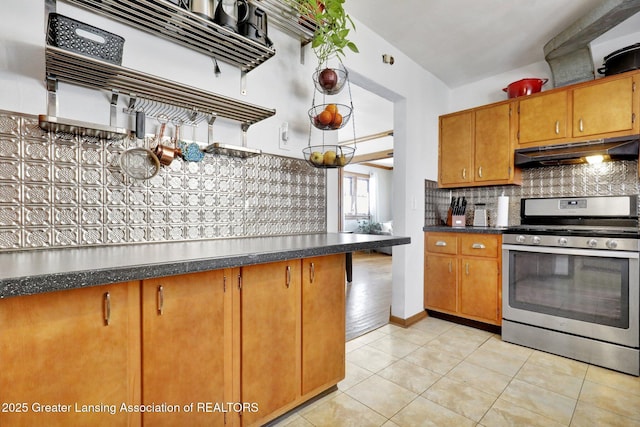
[502,244,639,259]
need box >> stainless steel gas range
[502,195,640,376]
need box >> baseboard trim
[389,310,427,328]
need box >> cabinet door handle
[435,241,447,247]
[448,261,452,273]
[472,243,486,249]
[478,166,483,178]
[286,265,291,288]
[157,285,164,315]
[310,262,315,283]
[578,118,584,132]
[462,168,466,180]
[103,291,111,326]
[465,262,470,275]
[555,120,560,135]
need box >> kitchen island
[0,233,409,427]
[0,232,409,298]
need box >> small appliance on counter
[472,203,488,227]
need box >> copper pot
[502,78,548,98]
[152,119,181,166]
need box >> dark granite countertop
[423,225,507,234]
[0,233,410,298]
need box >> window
[343,172,370,218]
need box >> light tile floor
[272,316,640,426]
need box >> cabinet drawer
[460,234,499,258]
[426,234,457,254]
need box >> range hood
[514,136,639,167]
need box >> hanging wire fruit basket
[308,103,352,130]
[312,65,348,95]
[303,59,357,169]
[303,144,355,168]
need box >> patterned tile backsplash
[0,110,326,251]
[425,160,640,227]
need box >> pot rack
[40,0,276,141]
[40,46,276,140]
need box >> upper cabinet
[517,91,568,145]
[439,70,640,188]
[439,102,521,188]
[518,71,639,147]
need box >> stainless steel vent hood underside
[514,136,639,167]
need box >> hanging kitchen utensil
[153,115,180,166]
[175,118,204,162]
[119,111,160,180]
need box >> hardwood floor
[345,251,392,341]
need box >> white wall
[449,30,640,111]
[1,1,449,321]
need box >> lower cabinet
[240,254,346,427]
[141,269,233,427]
[301,256,345,396]
[0,254,346,427]
[240,260,301,426]
[0,281,141,427]
[424,232,502,325]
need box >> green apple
[309,151,324,165]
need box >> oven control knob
[606,240,618,249]
[532,236,541,245]
[587,238,598,248]
[558,237,568,246]
[516,235,526,243]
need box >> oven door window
[508,251,629,328]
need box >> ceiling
[340,0,640,169]
[345,0,640,88]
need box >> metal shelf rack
[62,0,276,72]
[41,46,276,137]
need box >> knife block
[446,208,452,226]
[451,215,466,228]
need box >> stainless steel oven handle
[502,244,639,259]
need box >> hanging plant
[288,0,359,92]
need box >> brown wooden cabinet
[240,260,301,427]
[439,103,520,188]
[141,270,233,427]
[0,281,141,427]
[0,254,347,427]
[518,71,639,147]
[301,254,345,396]
[518,90,568,145]
[240,254,346,426]
[424,232,502,325]
[439,111,473,186]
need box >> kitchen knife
[461,197,467,214]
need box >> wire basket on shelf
[302,145,355,169]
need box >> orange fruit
[324,104,338,119]
[331,112,343,129]
[317,110,333,126]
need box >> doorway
[337,83,394,339]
